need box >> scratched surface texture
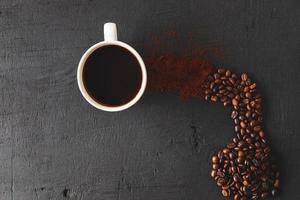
[0,0,299,199]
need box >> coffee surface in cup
[83,45,142,107]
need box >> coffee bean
[205,95,210,101]
[234,118,239,125]
[237,157,245,163]
[238,151,245,158]
[243,98,249,104]
[231,111,238,119]
[250,83,256,89]
[232,98,238,106]
[240,121,246,128]
[227,143,236,149]
[215,79,221,84]
[218,68,226,74]
[234,126,240,132]
[245,111,251,118]
[222,189,229,197]
[212,86,218,93]
[233,137,238,144]
[217,178,226,186]
[212,156,219,163]
[211,170,217,177]
[218,171,225,178]
[238,141,245,148]
[242,180,250,187]
[211,95,218,102]
[214,73,220,80]
[274,179,280,188]
[240,196,247,200]
[212,164,219,170]
[246,137,252,144]
[251,112,257,119]
[241,73,248,81]
[229,78,235,85]
[225,70,231,77]
[238,115,245,121]
[245,92,251,98]
[223,148,230,154]
[253,126,261,132]
[250,101,256,107]
[223,101,230,106]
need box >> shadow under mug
[77,23,147,112]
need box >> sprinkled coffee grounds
[203,69,280,199]
[146,54,215,99]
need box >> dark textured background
[0,0,299,199]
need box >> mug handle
[104,22,118,41]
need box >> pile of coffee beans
[203,68,280,199]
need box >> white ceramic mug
[77,22,147,112]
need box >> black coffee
[83,45,142,107]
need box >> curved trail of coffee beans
[203,69,280,200]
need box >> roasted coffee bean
[245,111,251,118]
[234,118,239,125]
[249,120,256,127]
[253,126,261,132]
[212,86,218,93]
[240,121,246,128]
[238,151,245,158]
[245,92,251,98]
[238,141,245,148]
[240,128,246,135]
[218,68,226,74]
[212,156,219,163]
[232,98,238,106]
[240,196,247,200]
[223,148,230,154]
[229,78,235,85]
[237,157,244,163]
[227,143,236,149]
[246,137,252,144]
[234,194,239,200]
[214,73,220,80]
[234,126,240,132]
[205,95,210,101]
[243,98,249,104]
[212,164,219,170]
[217,178,226,186]
[211,170,217,177]
[238,115,245,121]
[222,189,229,197]
[225,70,231,77]
[271,189,277,196]
[233,137,238,144]
[241,73,248,81]
[231,110,238,119]
[250,83,256,89]
[215,79,221,84]
[274,179,280,188]
[211,95,218,102]
[250,101,256,107]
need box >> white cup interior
[77,41,147,112]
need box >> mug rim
[77,41,147,112]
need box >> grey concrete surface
[0,0,299,199]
